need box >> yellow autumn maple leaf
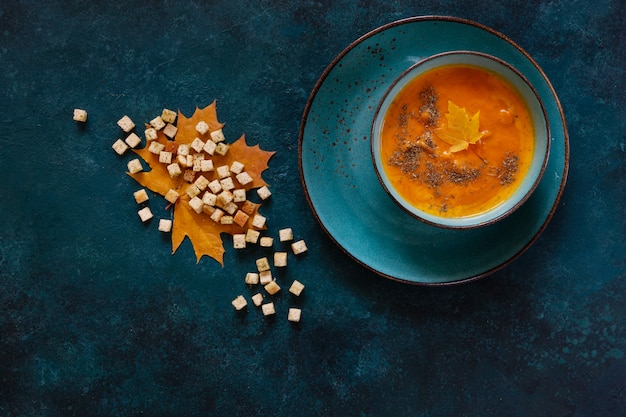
[435,100,485,153]
[128,101,275,265]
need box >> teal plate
[298,16,569,285]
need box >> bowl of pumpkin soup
[371,51,550,229]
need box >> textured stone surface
[0,1,624,416]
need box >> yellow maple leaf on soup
[128,101,275,265]
[435,100,485,153]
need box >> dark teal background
[1,1,624,416]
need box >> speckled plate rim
[298,16,570,286]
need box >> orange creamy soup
[380,64,535,218]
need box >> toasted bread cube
[220,215,234,225]
[73,108,87,122]
[159,151,172,164]
[223,202,238,215]
[289,280,305,296]
[194,175,210,191]
[117,115,135,132]
[150,116,165,130]
[279,228,293,242]
[133,189,149,204]
[251,214,266,229]
[235,171,253,186]
[210,208,224,222]
[291,240,308,255]
[196,121,209,135]
[164,189,179,204]
[232,189,246,203]
[161,108,177,124]
[190,137,204,153]
[208,179,222,194]
[257,186,272,200]
[230,161,244,174]
[158,218,172,232]
[259,270,273,285]
[177,143,190,156]
[183,170,196,183]
[220,177,235,191]
[264,280,281,295]
[125,132,141,148]
[233,233,246,249]
[288,308,302,322]
[189,196,203,214]
[215,143,229,156]
[233,210,249,227]
[210,128,225,143]
[231,295,247,311]
[203,139,216,155]
[217,190,234,205]
[186,184,201,199]
[261,302,275,316]
[202,205,216,215]
[260,236,274,247]
[256,257,271,272]
[166,163,182,178]
[200,159,214,172]
[274,252,287,268]
[148,141,165,155]
[202,192,217,206]
[216,165,230,179]
[241,200,256,215]
[145,127,158,141]
[138,207,153,222]
[251,293,264,307]
[246,229,260,244]
[112,139,129,155]
[176,154,189,167]
[127,158,143,174]
[163,123,178,139]
[192,159,202,172]
[245,272,259,285]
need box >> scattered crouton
[231,295,247,311]
[73,108,87,122]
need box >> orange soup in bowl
[378,62,537,220]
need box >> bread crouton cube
[259,270,273,285]
[222,202,238,215]
[241,200,256,215]
[127,158,143,174]
[288,308,302,323]
[196,121,209,135]
[159,151,172,164]
[138,207,153,222]
[216,165,230,179]
[274,252,287,268]
[188,196,203,214]
[200,159,214,172]
[117,115,135,132]
[210,208,224,223]
[192,159,202,172]
[291,240,308,255]
[150,116,165,130]
[220,177,235,191]
[163,123,178,139]
[233,189,246,203]
[245,272,259,285]
[194,175,210,191]
[158,218,172,232]
[256,257,271,272]
[230,161,244,174]
[190,137,204,153]
[231,295,247,311]
[220,215,234,225]
[251,214,266,229]
[251,293,264,307]
[176,154,189,168]
[202,192,217,206]
[164,189,179,204]
[246,229,260,244]
[235,171,253,186]
[183,170,196,183]
[261,302,275,316]
[148,141,165,155]
[257,186,272,200]
[208,179,222,194]
[279,228,293,242]
[289,280,305,296]
[73,108,87,122]
[145,127,158,142]
[203,140,216,155]
[217,190,234,206]
[210,129,225,143]
[125,132,141,148]
[215,143,229,156]
[260,237,274,247]
[264,280,281,295]
[177,144,190,156]
[202,205,216,216]
[161,108,177,124]
[112,139,129,155]
[233,210,249,227]
[167,163,182,178]
[133,189,149,204]
[186,184,201,199]
[233,233,246,249]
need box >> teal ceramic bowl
[371,51,550,229]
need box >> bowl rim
[370,50,551,229]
